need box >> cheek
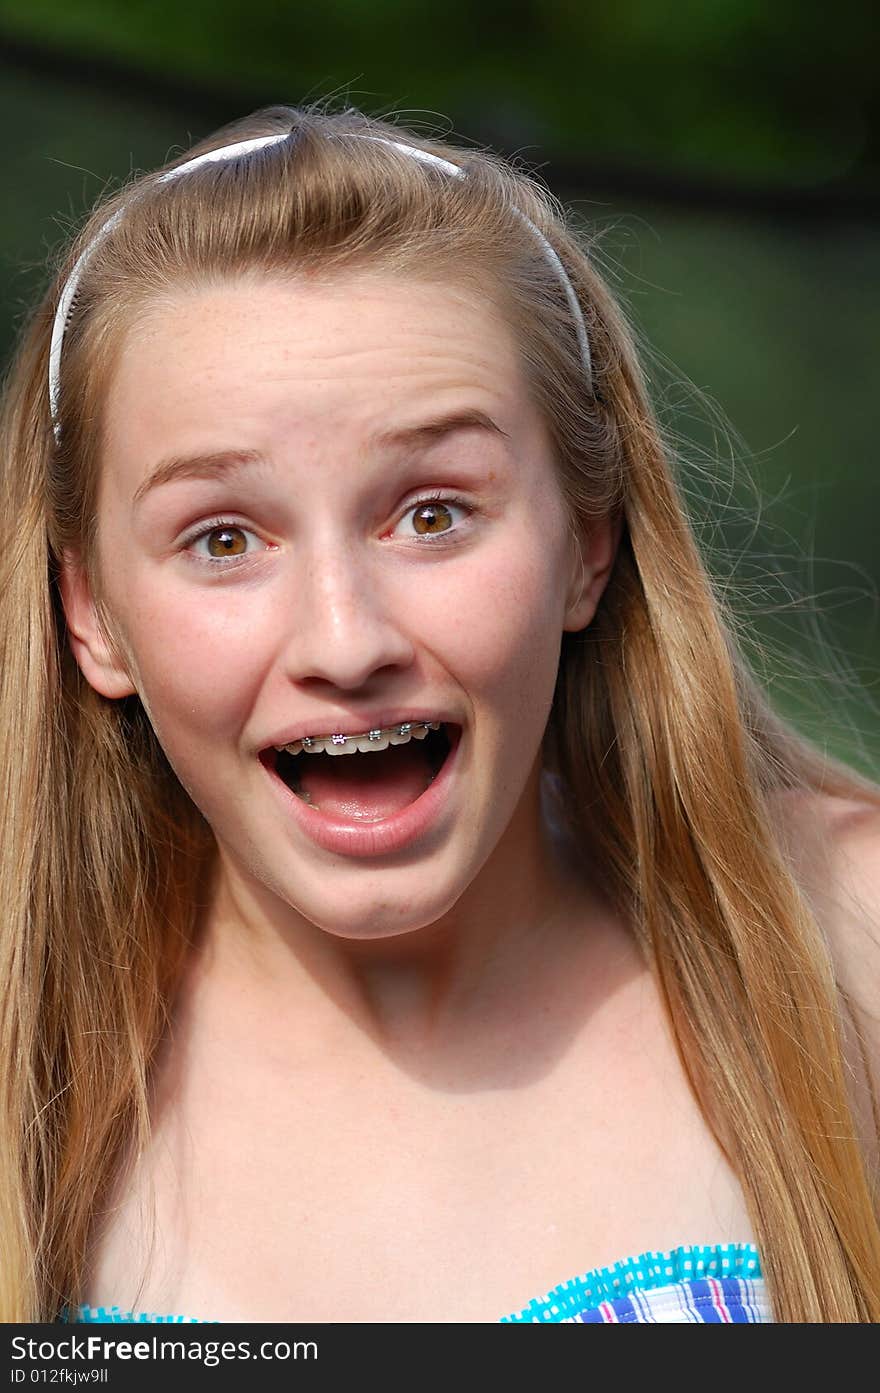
[115,577,274,748]
[438,531,568,711]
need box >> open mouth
[264,722,456,821]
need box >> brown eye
[206,526,248,558]
[411,502,454,536]
[186,521,268,568]
[393,495,472,545]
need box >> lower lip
[260,726,463,859]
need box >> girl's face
[62,272,613,942]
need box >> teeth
[276,720,441,758]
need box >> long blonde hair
[1,103,878,1322]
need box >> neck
[171,771,626,1069]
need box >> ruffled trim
[59,1303,211,1324]
[501,1242,763,1322]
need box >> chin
[287,879,469,942]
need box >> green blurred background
[1,0,877,774]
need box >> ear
[563,510,623,633]
[57,548,138,699]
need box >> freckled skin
[63,271,612,962]
[62,276,761,1321]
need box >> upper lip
[261,712,459,751]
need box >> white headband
[48,131,592,441]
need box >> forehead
[101,271,530,475]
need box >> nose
[278,545,416,691]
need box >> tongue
[296,743,434,821]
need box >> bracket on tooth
[278,719,442,758]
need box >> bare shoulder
[775,790,880,977]
[823,795,880,964]
[770,789,880,1165]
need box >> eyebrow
[131,408,509,507]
